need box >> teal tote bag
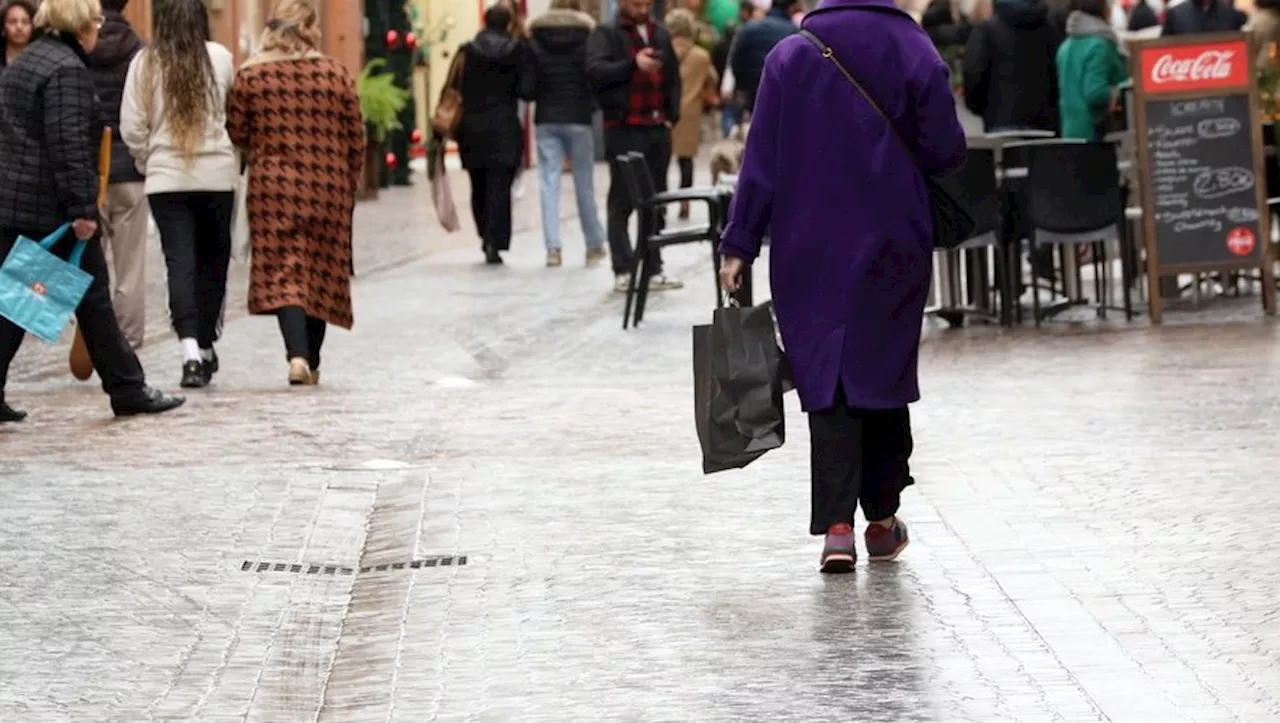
[0,223,92,343]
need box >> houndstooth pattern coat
[226,53,365,330]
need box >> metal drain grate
[240,555,467,575]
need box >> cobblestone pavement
[6,153,1280,722]
[8,161,607,380]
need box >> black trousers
[276,307,327,369]
[466,166,516,252]
[808,385,914,535]
[148,191,234,346]
[604,125,671,275]
[677,156,694,189]
[0,228,145,401]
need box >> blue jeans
[721,104,740,138]
[535,123,605,252]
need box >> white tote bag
[231,169,250,262]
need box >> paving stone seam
[242,474,359,722]
[316,472,431,722]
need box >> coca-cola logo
[1150,50,1235,85]
[1139,40,1250,93]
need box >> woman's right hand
[719,255,745,292]
[72,218,98,241]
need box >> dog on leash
[708,118,751,187]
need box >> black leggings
[276,306,327,370]
[677,157,694,189]
[148,191,234,346]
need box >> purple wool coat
[718,0,966,413]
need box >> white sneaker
[647,274,684,291]
[614,273,684,293]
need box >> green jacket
[1056,13,1129,141]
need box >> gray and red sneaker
[820,523,856,573]
[865,518,909,561]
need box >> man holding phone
[586,0,684,293]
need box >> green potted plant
[356,58,411,200]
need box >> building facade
[120,0,364,74]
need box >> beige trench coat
[671,38,719,159]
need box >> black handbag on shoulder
[798,28,975,249]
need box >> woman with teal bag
[0,0,184,422]
[1056,0,1130,141]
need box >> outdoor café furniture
[1024,141,1135,324]
[712,172,756,307]
[927,147,1007,327]
[617,152,730,329]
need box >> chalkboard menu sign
[1130,33,1276,322]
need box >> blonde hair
[664,8,696,38]
[260,0,322,54]
[34,0,102,34]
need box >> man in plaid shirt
[586,0,684,293]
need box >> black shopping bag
[693,301,787,474]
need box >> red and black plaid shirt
[609,16,667,129]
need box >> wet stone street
[4,175,1280,722]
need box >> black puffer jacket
[456,29,535,169]
[962,0,1062,133]
[529,9,596,125]
[86,10,144,184]
[0,33,100,234]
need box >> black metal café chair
[997,138,1088,322]
[617,152,730,329]
[927,147,1006,327]
[1265,124,1280,289]
[1024,141,1134,326]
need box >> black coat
[585,18,681,126]
[711,24,735,79]
[922,0,971,50]
[1163,0,1247,35]
[0,34,100,235]
[456,29,535,170]
[86,9,145,184]
[1128,1,1160,31]
[528,9,597,126]
[962,0,1063,133]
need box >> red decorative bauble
[385,30,400,49]
[385,152,398,168]
[410,129,423,145]
[405,32,418,50]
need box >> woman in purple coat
[718,0,966,573]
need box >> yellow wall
[423,0,483,130]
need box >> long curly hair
[142,0,216,167]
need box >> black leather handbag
[799,28,975,249]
